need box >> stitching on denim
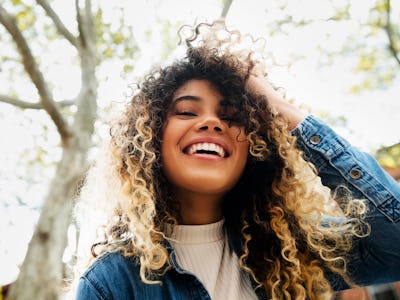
[378,198,400,222]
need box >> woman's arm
[246,71,307,130]
[75,277,104,300]
[246,72,400,287]
[293,115,400,287]
[246,72,400,219]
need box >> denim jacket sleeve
[76,277,105,300]
[292,115,400,288]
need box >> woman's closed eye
[174,110,197,117]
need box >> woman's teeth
[187,143,227,157]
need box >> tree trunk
[8,138,88,300]
[8,74,97,300]
[7,1,97,298]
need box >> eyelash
[174,111,197,116]
[173,111,241,125]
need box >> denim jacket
[76,116,400,300]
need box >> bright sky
[0,0,399,285]
[97,0,400,151]
[227,0,400,151]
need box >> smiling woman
[74,22,400,300]
[162,79,249,224]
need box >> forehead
[173,79,221,100]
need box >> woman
[75,22,400,300]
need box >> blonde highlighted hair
[76,21,369,299]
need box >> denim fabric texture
[76,115,400,300]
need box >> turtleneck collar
[169,219,225,244]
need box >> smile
[184,142,228,158]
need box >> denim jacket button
[310,135,321,145]
[349,169,362,179]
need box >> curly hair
[81,21,369,300]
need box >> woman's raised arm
[246,71,307,131]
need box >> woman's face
[161,79,249,200]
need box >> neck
[173,189,223,225]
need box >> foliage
[265,0,399,93]
[376,143,400,167]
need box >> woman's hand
[246,70,307,131]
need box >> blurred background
[0,0,399,299]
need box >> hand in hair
[246,68,307,131]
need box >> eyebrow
[172,95,202,103]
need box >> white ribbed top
[169,220,258,300]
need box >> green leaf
[113,32,123,45]
[123,64,134,73]
[376,143,400,167]
[355,56,375,72]
[375,0,389,13]
[16,7,36,31]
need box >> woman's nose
[197,116,224,133]
[199,124,223,132]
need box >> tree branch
[0,5,71,141]
[36,0,78,48]
[0,94,75,109]
[220,0,233,19]
[384,0,400,66]
[84,0,95,46]
[75,0,95,49]
[75,0,86,48]
[75,0,83,45]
